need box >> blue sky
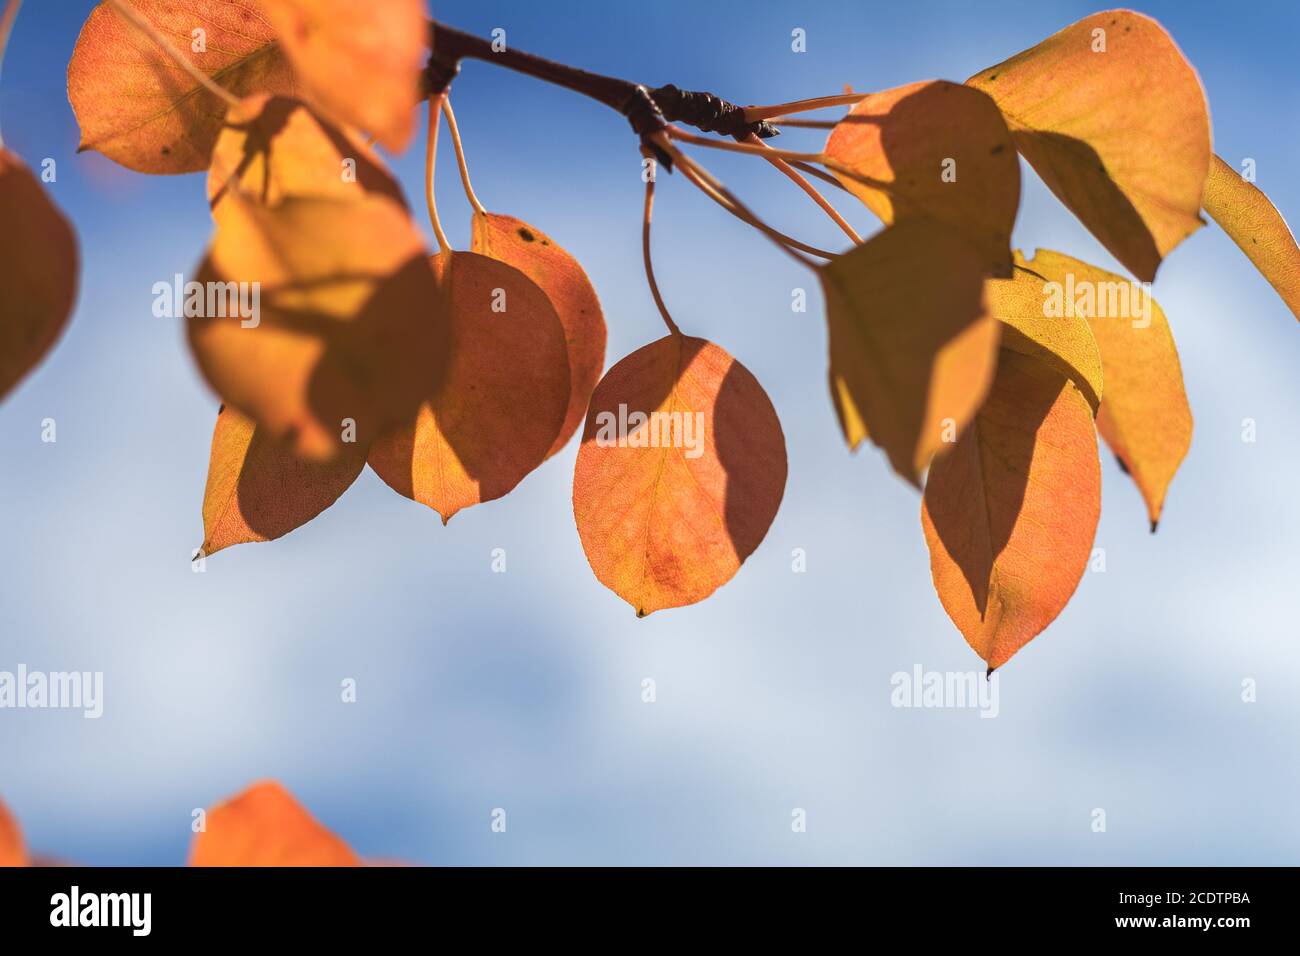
[1,0,1298,865]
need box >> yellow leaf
[825,79,1019,274]
[208,93,406,219]
[1202,153,1300,322]
[922,348,1101,671]
[987,251,1104,411]
[262,0,425,152]
[187,194,447,459]
[968,10,1210,282]
[821,218,999,484]
[68,0,296,174]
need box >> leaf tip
[1150,518,1159,534]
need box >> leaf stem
[664,125,885,193]
[0,0,21,149]
[105,0,240,109]
[425,95,452,254]
[441,97,486,216]
[746,133,861,245]
[744,93,866,123]
[641,158,681,336]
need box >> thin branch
[746,133,861,245]
[105,0,239,108]
[424,95,452,253]
[641,158,681,336]
[0,0,21,149]
[744,92,867,123]
[442,97,486,216]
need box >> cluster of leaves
[2,3,1296,672]
[1,782,367,866]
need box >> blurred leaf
[922,348,1100,671]
[187,194,445,459]
[0,151,78,402]
[1202,153,1300,323]
[188,781,360,866]
[968,9,1210,282]
[262,0,425,152]
[0,797,25,867]
[471,212,606,458]
[573,335,786,615]
[368,251,570,523]
[68,0,295,174]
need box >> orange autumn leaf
[825,79,1019,275]
[0,797,25,867]
[0,151,78,403]
[572,335,786,615]
[187,193,446,460]
[470,212,607,459]
[188,780,360,866]
[208,92,406,219]
[261,0,425,152]
[368,251,570,523]
[68,0,296,174]
[987,251,1104,412]
[1202,153,1300,323]
[1015,249,1190,530]
[199,404,366,556]
[968,9,1210,282]
[922,348,1100,671]
[820,218,999,485]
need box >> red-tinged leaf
[0,151,78,402]
[825,79,1019,274]
[368,251,571,523]
[470,212,606,458]
[820,218,1000,485]
[921,348,1101,670]
[68,0,296,174]
[1202,153,1300,322]
[0,798,25,867]
[208,92,406,219]
[573,335,786,615]
[968,10,1210,282]
[187,194,447,460]
[261,0,425,152]
[188,781,360,866]
[1016,250,1190,530]
[199,405,365,556]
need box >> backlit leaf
[368,251,571,523]
[261,0,425,152]
[470,212,606,458]
[68,0,296,174]
[821,218,999,485]
[573,335,786,615]
[188,780,360,866]
[208,92,405,219]
[0,797,25,867]
[1202,153,1300,323]
[187,194,446,459]
[199,404,365,556]
[825,79,1019,274]
[0,151,78,403]
[921,348,1101,671]
[987,250,1104,411]
[1022,250,1190,530]
[968,10,1210,282]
